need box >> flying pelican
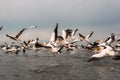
[47,23,68,47]
[6,28,26,41]
[79,31,94,45]
[62,28,78,40]
[43,23,64,54]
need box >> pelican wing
[23,41,28,46]
[54,23,58,41]
[86,31,94,38]
[79,33,85,39]
[15,28,26,38]
[105,33,115,44]
[73,28,78,36]
[70,41,78,44]
[105,37,111,44]
[50,23,58,42]
[50,32,55,42]
[48,24,58,46]
[6,34,16,41]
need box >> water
[0,50,120,80]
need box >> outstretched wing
[15,28,26,38]
[73,28,78,36]
[79,33,85,39]
[105,33,115,44]
[105,36,111,43]
[23,41,28,47]
[49,32,55,44]
[54,23,58,41]
[47,23,58,46]
[86,31,94,38]
[6,34,16,41]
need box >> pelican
[105,33,115,45]
[1,42,21,54]
[62,28,78,39]
[78,31,94,45]
[47,23,69,47]
[6,28,26,41]
[34,38,47,50]
[88,43,120,62]
[43,23,64,54]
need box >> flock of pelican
[0,24,120,62]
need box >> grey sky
[0,0,120,42]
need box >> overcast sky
[0,0,120,42]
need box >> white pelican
[43,23,64,54]
[88,44,120,62]
[79,31,94,43]
[105,33,115,45]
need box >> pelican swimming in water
[6,28,26,42]
[1,42,21,54]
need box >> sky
[0,0,120,43]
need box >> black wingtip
[75,28,78,31]
[55,23,58,30]
[79,33,82,36]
